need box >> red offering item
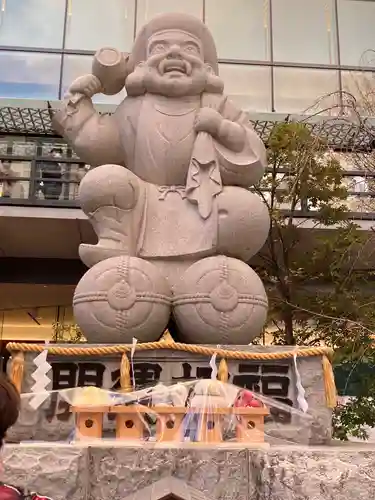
[234,389,263,408]
[0,484,19,500]
[249,398,262,408]
[0,484,53,500]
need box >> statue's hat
[130,13,219,74]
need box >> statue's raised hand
[194,107,223,137]
[65,74,104,105]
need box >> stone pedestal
[2,444,375,500]
[8,345,332,445]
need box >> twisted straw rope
[6,341,333,361]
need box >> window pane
[274,68,340,113]
[348,195,375,215]
[66,164,88,199]
[61,55,126,104]
[205,0,270,61]
[0,141,8,155]
[41,141,69,158]
[136,0,203,32]
[0,0,65,49]
[338,0,375,67]
[0,180,30,199]
[4,138,37,157]
[1,160,31,177]
[0,160,31,199]
[0,52,61,99]
[35,160,80,201]
[272,0,336,64]
[219,64,272,112]
[341,70,375,116]
[65,0,135,52]
[12,142,36,157]
[332,152,357,172]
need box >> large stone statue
[53,13,270,345]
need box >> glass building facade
[0,0,374,114]
[1,0,375,352]
[0,0,374,211]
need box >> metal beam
[0,103,373,151]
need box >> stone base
[2,444,375,500]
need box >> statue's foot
[79,165,146,263]
[173,255,268,345]
[73,255,172,343]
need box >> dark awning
[0,98,374,151]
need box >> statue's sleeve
[215,97,267,188]
[52,97,124,167]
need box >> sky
[0,0,373,108]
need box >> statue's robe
[53,92,267,259]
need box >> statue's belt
[158,185,186,200]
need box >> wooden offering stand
[72,404,270,444]
[192,407,269,443]
[71,404,150,440]
[197,408,224,443]
[234,407,269,443]
[110,405,150,440]
[71,405,110,440]
[153,406,187,442]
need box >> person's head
[125,13,224,98]
[50,147,63,159]
[0,375,20,449]
[1,161,11,172]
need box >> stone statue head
[126,13,224,98]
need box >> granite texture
[54,12,270,345]
[88,447,249,500]
[2,445,375,500]
[7,352,74,443]
[254,448,375,500]
[1,445,88,500]
[297,356,332,445]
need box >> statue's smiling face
[147,30,204,80]
[134,29,208,97]
[125,29,224,97]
